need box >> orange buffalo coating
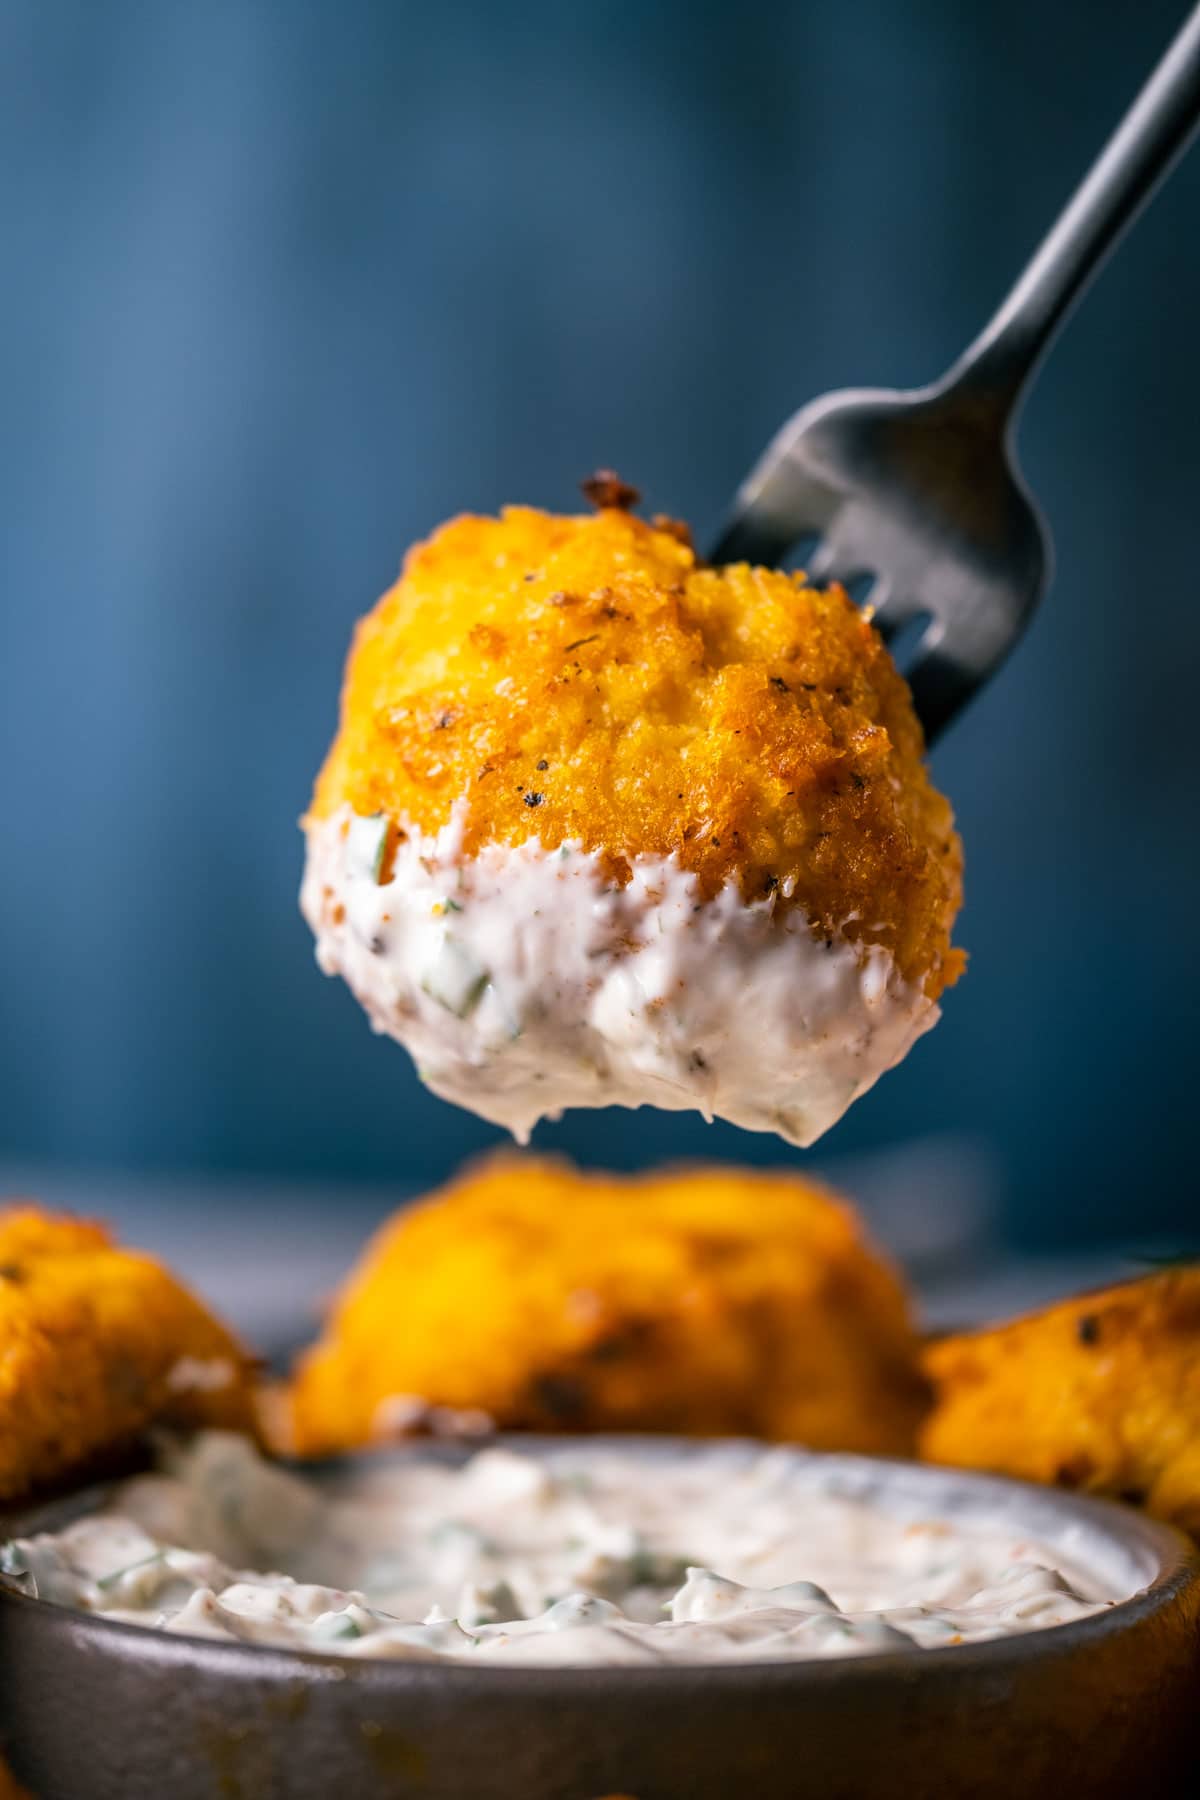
[310,500,963,995]
[0,1206,258,1500]
[920,1268,1200,1534]
[287,1155,930,1457]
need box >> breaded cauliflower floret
[920,1269,1200,1534]
[313,502,961,988]
[0,1206,257,1500]
[287,1155,929,1458]
[303,492,963,1144]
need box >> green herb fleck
[313,1612,362,1641]
[421,937,490,1018]
[98,1552,165,1591]
[370,816,393,884]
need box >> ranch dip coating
[1,1435,1121,1666]
[300,806,940,1146]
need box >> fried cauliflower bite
[920,1269,1200,1534]
[0,1206,258,1501]
[302,493,963,1146]
[286,1155,929,1458]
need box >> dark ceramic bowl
[2,1438,1198,1800]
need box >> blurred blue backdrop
[2,0,1197,1247]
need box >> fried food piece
[920,1269,1200,1533]
[0,1206,258,1500]
[311,501,961,988]
[287,1155,929,1458]
[302,496,963,1144]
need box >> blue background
[2,0,1197,1246]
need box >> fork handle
[949,2,1200,413]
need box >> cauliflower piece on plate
[286,1154,929,1459]
[921,1268,1200,1535]
[0,1206,257,1500]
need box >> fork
[712,5,1200,741]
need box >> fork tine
[857,574,891,622]
[803,539,842,585]
[903,635,979,747]
[709,509,809,569]
[867,586,925,634]
[709,454,837,568]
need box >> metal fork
[713,5,1200,741]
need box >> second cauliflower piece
[287,1155,929,1458]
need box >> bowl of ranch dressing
[1,1433,1197,1800]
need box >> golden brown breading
[920,1268,1200,1533]
[310,501,963,995]
[0,1205,258,1501]
[286,1154,929,1457]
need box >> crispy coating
[920,1269,1200,1533]
[0,1206,258,1501]
[287,1155,929,1457]
[311,504,963,994]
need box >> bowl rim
[3,1433,1197,1689]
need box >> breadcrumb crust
[920,1269,1200,1535]
[0,1206,257,1501]
[311,506,963,994]
[287,1154,929,1457]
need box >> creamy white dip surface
[2,1435,1124,1666]
[301,806,939,1146]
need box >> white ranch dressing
[300,806,939,1145]
[2,1435,1122,1666]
